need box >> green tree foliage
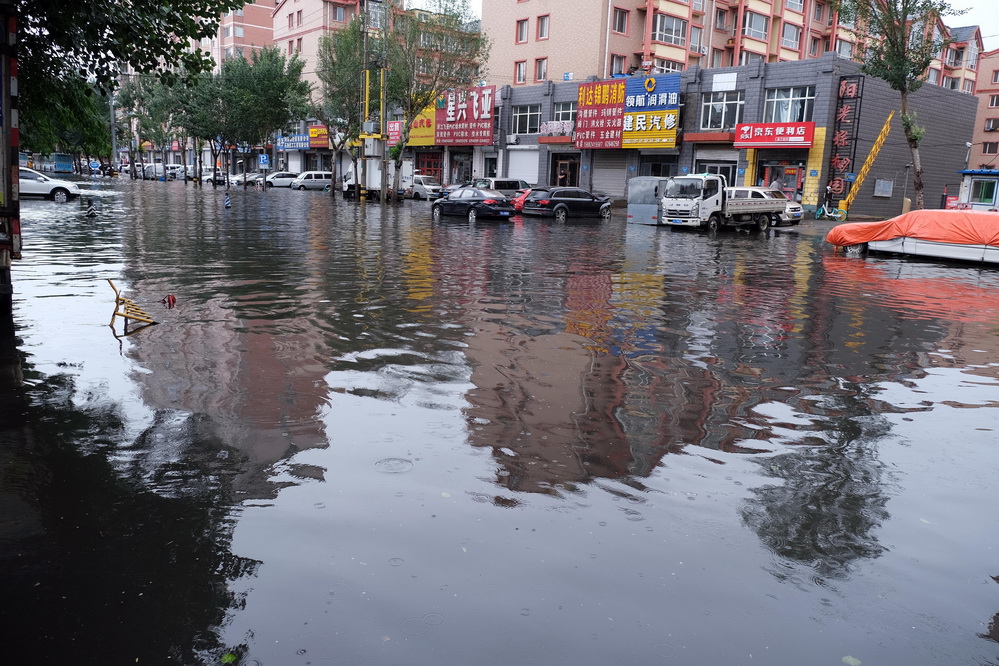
[384,0,489,193]
[314,18,369,198]
[834,0,962,209]
[17,0,244,157]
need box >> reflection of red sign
[434,86,495,146]
[309,124,329,149]
[734,122,815,147]
[574,80,626,149]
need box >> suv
[471,178,531,197]
[521,187,611,222]
[291,171,333,190]
[18,167,82,202]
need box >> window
[234,26,244,38]
[942,76,959,90]
[764,86,815,122]
[715,9,727,30]
[296,38,302,53]
[613,8,628,34]
[740,50,765,66]
[611,54,627,75]
[993,70,999,84]
[653,13,687,46]
[333,6,345,22]
[512,104,541,134]
[700,91,745,131]
[809,37,821,56]
[690,26,703,51]
[928,69,940,84]
[653,58,684,73]
[813,2,824,21]
[964,80,975,94]
[537,15,549,40]
[742,12,767,41]
[223,26,231,38]
[514,61,526,84]
[296,10,303,26]
[967,45,979,70]
[785,0,803,11]
[287,14,293,29]
[781,23,801,50]
[516,19,528,43]
[971,179,997,204]
[287,40,293,55]
[835,38,853,58]
[985,118,999,131]
[535,58,547,81]
[983,142,999,155]
[945,48,963,68]
[553,101,577,122]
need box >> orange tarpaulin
[825,209,999,248]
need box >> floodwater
[2,178,998,665]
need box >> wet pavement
[2,177,998,665]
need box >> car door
[440,188,464,214]
[19,168,45,196]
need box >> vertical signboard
[622,75,680,148]
[435,85,495,145]
[407,107,436,147]
[828,75,863,202]
[574,80,626,149]
[308,124,330,149]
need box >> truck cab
[660,173,783,231]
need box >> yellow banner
[622,109,679,148]
[407,107,436,146]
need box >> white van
[408,174,443,200]
[291,171,333,191]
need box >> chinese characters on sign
[733,122,816,148]
[434,85,495,146]
[574,80,626,149]
[309,125,330,149]
[622,75,680,148]
[386,121,402,147]
[828,75,863,200]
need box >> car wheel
[432,205,442,222]
[599,206,611,221]
[468,207,477,223]
[266,182,274,188]
[298,185,307,191]
[770,213,780,228]
[412,192,421,201]
[51,188,69,203]
[554,207,568,223]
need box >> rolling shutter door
[506,148,539,185]
[591,150,628,198]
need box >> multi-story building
[203,1,277,65]
[958,48,999,210]
[483,0,981,94]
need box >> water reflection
[4,180,999,664]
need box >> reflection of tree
[740,390,891,580]
[0,370,258,663]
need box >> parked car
[232,172,260,185]
[265,171,300,188]
[521,187,611,222]
[291,171,333,190]
[764,189,804,226]
[431,187,516,222]
[471,178,532,198]
[407,174,443,200]
[18,167,82,202]
[202,170,227,185]
[511,187,544,212]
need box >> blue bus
[51,153,73,173]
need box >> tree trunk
[900,92,925,210]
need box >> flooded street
[2,177,999,665]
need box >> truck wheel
[754,214,769,232]
[554,207,568,223]
[707,214,721,232]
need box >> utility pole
[360,1,368,204]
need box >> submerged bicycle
[814,200,847,221]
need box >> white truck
[659,173,785,231]
[342,157,413,201]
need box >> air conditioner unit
[506,134,520,145]
[698,45,708,55]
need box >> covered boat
[825,209,999,264]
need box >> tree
[834,0,962,209]
[218,48,312,188]
[17,0,245,157]
[384,0,489,195]
[314,18,369,198]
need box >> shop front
[735,121,818,203]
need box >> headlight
[690,201,700,218]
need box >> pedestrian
[558,168,567,186]
[769,178,781,191]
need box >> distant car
[202,170,227,185]
[511,187,544,212]
[291,171,333,190]
[232,172,260,185]
[521,187,611,222]
[407,174,443,200]
[18,167,82,202]
[431,187,516,222]
[265,172,300,188]
[764,189,804,226]
[471,178,532,198]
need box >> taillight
[482,199,498,204]
[537,199,551,205]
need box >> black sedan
[521,187,611,222]
[431,187,516,222]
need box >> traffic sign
[89,160,100,170]
[259,154,270,166]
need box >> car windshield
[526,190,551,200]
[766,190,789,200]
[420,177,441,186]
[663,178,704,199]
[479,189,505,198]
